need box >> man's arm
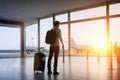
[59,30,64,47]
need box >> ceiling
[0,0,119,26]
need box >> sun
[91,38,107,49]
[97,41,107,49]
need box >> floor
[0,56,120,80]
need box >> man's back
[51,28,61,46]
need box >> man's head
[54,21,60,28]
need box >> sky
[0,27,20,50]
[0,3,120,50]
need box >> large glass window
[55,13,68,22]
[26,24,38,53]
[71,20,106,45]
[71,6,106,21]
[110,3,120,15]
[40,17,53,55]
[71,19,106,56]
[110,18,120,45]
[0,26,20,58]
[0,27,20,50]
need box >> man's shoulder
[57,29,61,34]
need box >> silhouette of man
[114,42,118,54]
[47,21,64,75]
[117,46,120,64]
[114,42,120,64]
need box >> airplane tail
[70,37,77,48]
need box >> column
[20,23,26,58]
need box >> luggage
[34,53,46,72]
[45,29,57,44]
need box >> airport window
[71,19,106,56]
[110,3,120,15]
[40,17,53,53]
[55,13,68,22]
[26,24,38,53]
[70,6,106,21]
[0,26,20,57]
[110,18,120,45]
[59,24,68,55]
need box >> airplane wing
[71,44,98,53]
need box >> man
[47,21,64,75]
[114,42,118,54]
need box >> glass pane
[0,26,20,58]
[71,19,106,56]
[40,17,53,55]
[110,3,120,15]
[59,24,68,55]
[71,6,106,21]
[55,13,68,22]
[110,18,120,45]
[26,24,38,55]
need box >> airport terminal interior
[0,0,120,80]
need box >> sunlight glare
[98,41,107,49]
[92,39,107,49]
[97,40,107,49]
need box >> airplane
[70,37,99,53]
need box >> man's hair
[54,21,60,26]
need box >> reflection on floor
[0,56,120,80]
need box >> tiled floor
[0,56,120,80]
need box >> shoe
[47,71,52,74]
[53,72,59,75]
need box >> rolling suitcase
[34,53,46,73]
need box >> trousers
[47,45,59,72]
